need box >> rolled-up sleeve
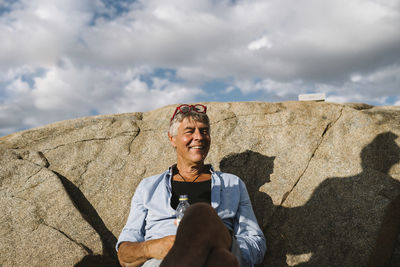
[116,181,147,251]
[234,180,267,266]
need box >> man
[117,104,266,267]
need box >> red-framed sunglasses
[170,104,207,122]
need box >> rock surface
[0,101,399,266]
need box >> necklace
[177,172,201,183]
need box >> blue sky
[1,0,400,136]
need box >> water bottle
[176,195,190,226]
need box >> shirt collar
[165,164,220,209]
[167,164,215,177]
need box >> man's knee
[185,202,215,217]
[179,203,222,235]
[205,247,239,267]
[177,203,231,247]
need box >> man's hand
[145,235,176,259]
[118,236,176,267]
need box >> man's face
[169,117,211,166]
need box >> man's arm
[118,235,176,267]
[117,179,175,266]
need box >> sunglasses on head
[170,104,207,122]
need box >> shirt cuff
[116,229,144,251]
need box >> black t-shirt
[170,179,211,210]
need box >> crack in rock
[25,168,43,182]
[42,132,139,153]
[211,110,282,125]
[42,138,111,153]
[42,222,93,255]
[128,128,141,155]
[37,151,50,167]
[280,107,344,206]
[210,115,238,125]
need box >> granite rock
[0,101,399,266]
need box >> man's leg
[160,203,239,267]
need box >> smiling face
[169,117,211,167]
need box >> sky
[0,0,399,137]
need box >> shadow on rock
[53,172,120,266]
[266,132,400,266]
[219,132,400,267]
[75,254,119,267]
[219,150,275,233]
[367,194,400,267]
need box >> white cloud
[232,64,400,105]
[0,60,202,136]
[114,79,202,113]
[248,36,273,51]
[1,0,400,136]
[0,0,93,68]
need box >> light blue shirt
[116,165,266,266]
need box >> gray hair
[169,111,210,136]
